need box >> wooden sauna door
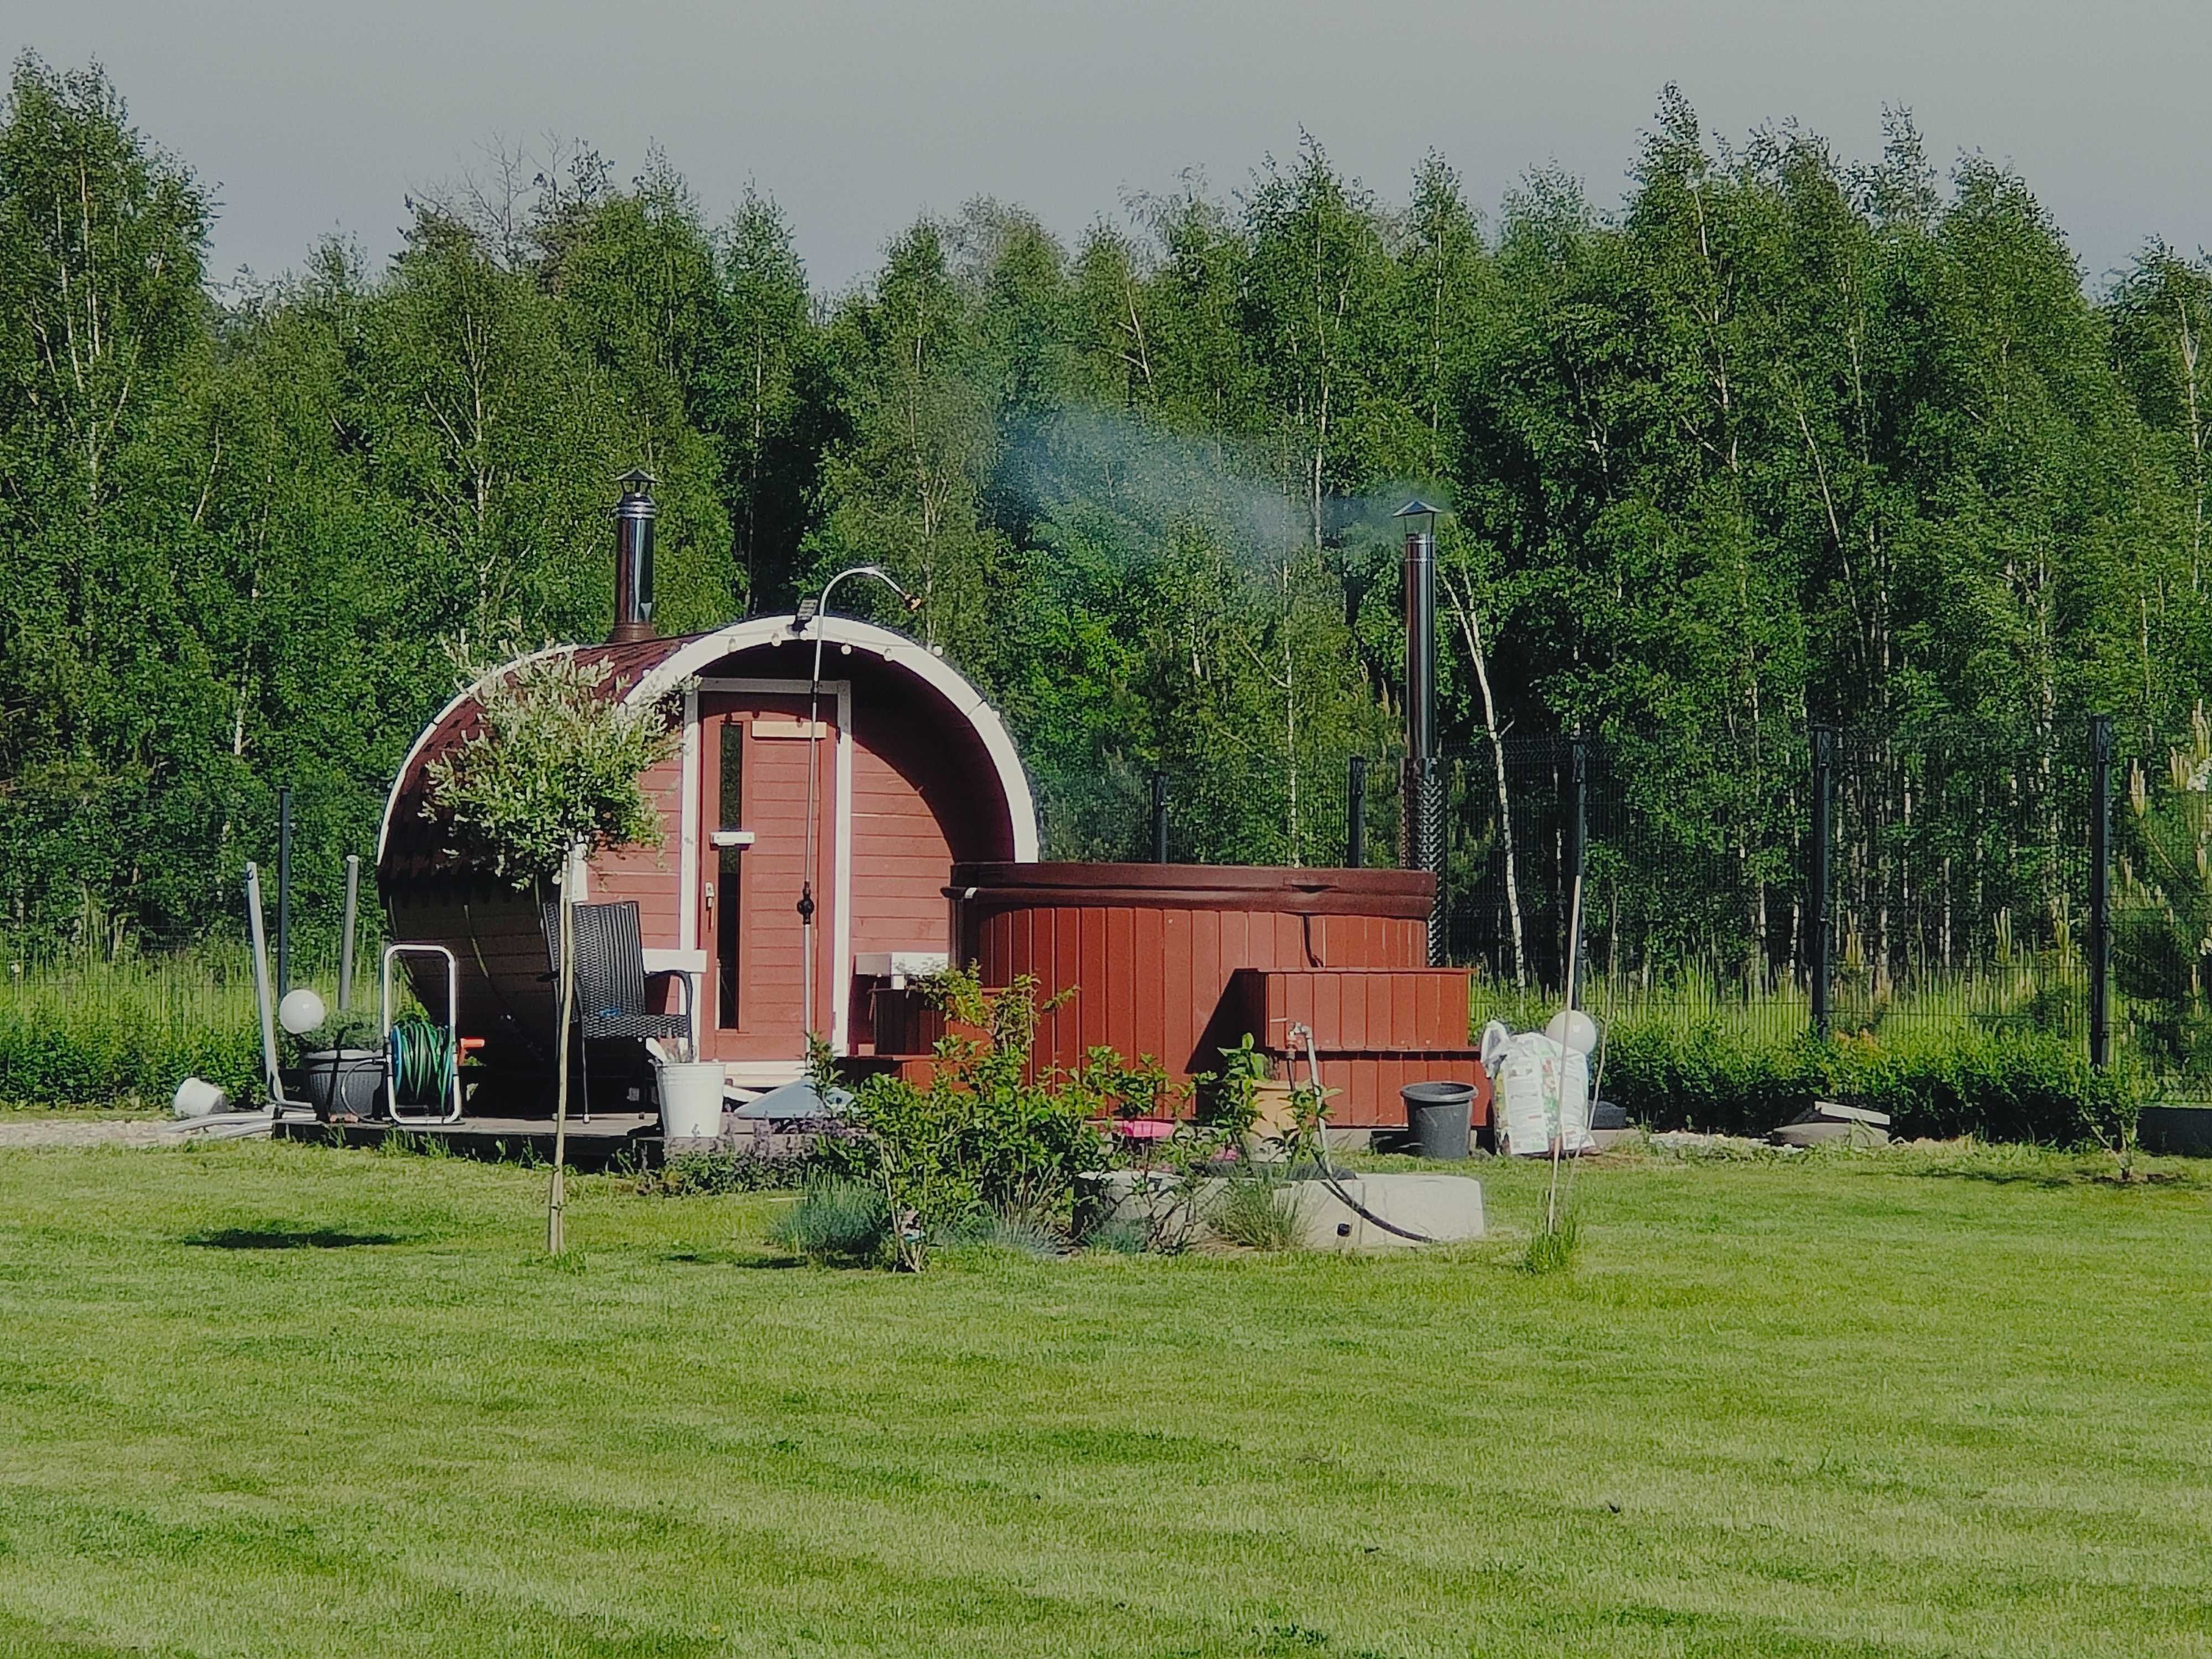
[696,690,840,1060]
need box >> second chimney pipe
[1397,500,1443,964]
[612,471,658,643]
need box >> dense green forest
[6,51,2212,960]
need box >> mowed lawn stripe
[0,1140,2206,1656]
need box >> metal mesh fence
[1095,717,2201,1083]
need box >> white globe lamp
[278,987,327,1037]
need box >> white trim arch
[374,643,571,868]
[379,619,1040,870]
[632,615,1040,862]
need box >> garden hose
[388,1015,457,1110]
[1293,1025,1437,1244]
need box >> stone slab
[1085,1168,1484,1251]
[1770,1119,1889,1149]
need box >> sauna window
[715,722,743,1029]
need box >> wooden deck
[274,1113,664,1170]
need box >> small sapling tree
[424,649,681,1251]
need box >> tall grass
[0,942,293,1108]
[0,943,2130,1137]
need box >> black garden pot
[299,1048,385,1122]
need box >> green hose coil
[388,1016,457,1110]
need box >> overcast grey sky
[17,1,2212,293]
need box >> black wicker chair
[540,899,697,1121]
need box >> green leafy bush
[0,949,265,1107]
[815,967,1149,1268]
[1599,1017,2134,1144]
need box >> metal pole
[1150,771,1170,864]
[2089,714,2112,1070]
[1347,755,1368,869]
[338,854,360,1012]
[275,787,293,1000]
[1563,737,1588,1008]
[1396,508,1444,962]
[246,863,282,1107]
[1810,726,1834,1037]
[1400,523,1436,867]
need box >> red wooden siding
[589,750,685,949]
[1234,968,1474,1053]
[982,904,1432,1079]
[847,708,960,958]
[899,864,1482,1127]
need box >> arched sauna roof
[377,615,1040,880]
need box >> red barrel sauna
[906,862,1488,1133]
[376,614,1038,1106]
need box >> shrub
[817,967,1139,1268]
[768,1177,889,1266]
[1598,1017,2129,1144]
[0,948,264,1108]
[644,1147,813,1197]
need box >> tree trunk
[548,861,576,1254]
[1441,565,1527,989]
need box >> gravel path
[0,1115,272,1149]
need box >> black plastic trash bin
[1401,1081,1477,1160]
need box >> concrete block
[1770,1119,1888,1149]
[1081,1168,1484,1250]
[1328,1172,1485,1248]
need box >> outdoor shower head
[812,564,917,623]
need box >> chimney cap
[1394,498,1443,521]
[616,467,657,495]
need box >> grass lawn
[0,1140,2207,1658]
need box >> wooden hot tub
[883,862,1488,1132]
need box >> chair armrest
[645,968,697,1018]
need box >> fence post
[1425,757,1448,965]
[2089,714,2112,1070]
[338,854,360,1011]
[1346,755,1368,869]
[1809,727,1833,1037]
[276,786,294,999]
[1562,737,1588,1000]
[1150,771,1169,864]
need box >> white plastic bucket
[172,1077,228,1119]
[656,1062,726,1139]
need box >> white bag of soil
[1481,1020,1595,1157]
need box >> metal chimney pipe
[1396,500,1444,964]
[611,470,658,643]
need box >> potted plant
[422,647,683,1251]
[287,1009,385,1122]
